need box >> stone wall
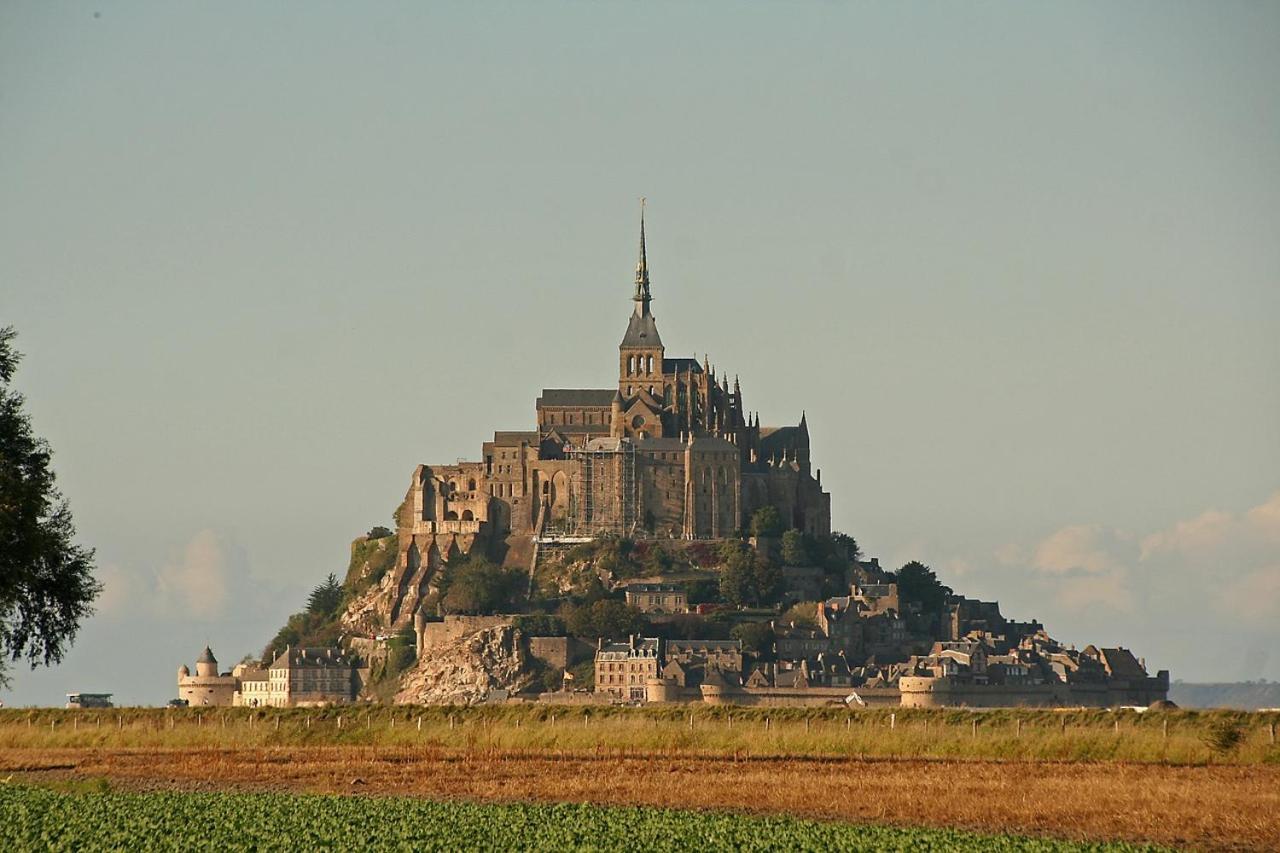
[527,636,591,672]
[416,614,513,658]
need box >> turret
[195,646,218,678]
[610,390,625,438]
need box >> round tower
[195,646,218,677]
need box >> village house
[623,582,688,614]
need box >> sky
[2,2,1278,706]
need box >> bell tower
[619,199,664,398]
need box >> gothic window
[628,355,635,375]
[467,478,476,491]
[632,415,645,429]
[461,510,474,521]
[647,355,654,373]
[444,511,459,521]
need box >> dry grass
[3,745,1277,850]
[3,706,1278,766]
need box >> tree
[306,573,343,617]
[893,560,952,614]
[731,621,776,661]
[781,601,819,630]
[781,529,808,566]
[718,540,782,608]
[831,531,862,562]
[718,541,757,607]
[366,526,393,539]
[0,328,100,686]
[749,506,785,538]
[440,557,518,615]
[561,599,645,640]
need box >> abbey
[381,213,829,626]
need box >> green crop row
[0,783,1163,852]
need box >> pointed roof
[197,646,217,665]
[622,200,663,349]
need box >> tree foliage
[306,573,343,618]
[893,560,952,614]
[781,530,808,566]
[749,506,785,538]
[439,556,520,615]
[730,621,776,660]
[831,531,862,561]
[717,541,782,608]
[560,599,646,641]
[0,327,100,685]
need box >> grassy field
[0,782,1165,852]
[4,707,1278,849]
[2,705,1277,765]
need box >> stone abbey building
[381,213,829,626]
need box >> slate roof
[197,646,217,665]
[662,357,703,375]
[625,583,684,593]
[537,389,617,408]
[269,646,354,670]
[620,309,663,348]
[491,431,537,445]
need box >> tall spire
[633,197,652,314]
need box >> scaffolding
[566,438,639,537]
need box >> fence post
[513,718,518,730]
[1269,722,1275,745]
[689,712,694,731]
[338,715,343,730]
[274,716,279,731]
[119,716,124,731]
[846,716,851,730]
[1162,719,1168,740]
[890,713,895,731]
[550,714,555,728]
[1114,718,1119,735]
[971,719,977,739]
[74,717,79,731]
[1016,719,1022,738]
[766,716,771,732]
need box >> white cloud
[1220,565,1280,625]
[93,529,245,623]
[155,529,232,620]
[1032,524,1133,575]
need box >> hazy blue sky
[2,2,1278,705]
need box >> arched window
[444,510,459,521]
[461,510,474,521]
[628,355,635,375]
[647,355,653,374]
[467,478,476,491]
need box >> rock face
[394,622,529,705]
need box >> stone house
[624,582,688,614]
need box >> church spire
[633,198,652,314]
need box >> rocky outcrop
[394,621,529,705]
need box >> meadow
[1,705,1277,765]
[2,707,1278,849]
